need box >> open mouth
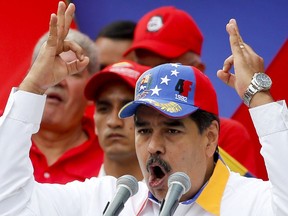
[149,165,166,179]
[146,155,172,188]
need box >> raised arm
[0,2,90,215]
[218,19,288,215]
[20,1,89,95]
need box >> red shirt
[30,116,103,184]
[219,117,257,176]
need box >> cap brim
[119,98,199,119]
[123,40,188,59]
[85,72,134,100]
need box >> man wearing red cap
[84,60,150,180]
[124,6,258,178]
[124,6,205,71]
[0,3,287,215]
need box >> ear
[205,120,219,158]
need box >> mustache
[146,155,172,173]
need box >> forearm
[0,88,46,215]
[250,100,288,215]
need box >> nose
[107,108,123,128]
[147,132,165,155]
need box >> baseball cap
[84,60,150,100]
[123,6,203,58]
[119,63,218,119]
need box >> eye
[96,105,109,113]
[167,129,180,134]
[137,128,151,134]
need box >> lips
[47,93,62,101]
[46,92,63,103]
[107,133,124,139]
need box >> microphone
[103,175,139,216]
[159,172,191,216]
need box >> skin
[135,49,206,72]
[95,37,135,70]
[134,106,218,201]
[39,51,90,131]
[94,81,143,180]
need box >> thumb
[67,56,90,76]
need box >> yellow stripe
[218,147,248,176]
[196,159,229,216]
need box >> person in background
[84,20,137,118]
[30,28,103,184]
[0,3,287,214]
[95,20,136,70]
[123,6,258,177]
[84,60,150,180]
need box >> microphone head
[168,172,191,194]
[116,175,139,196]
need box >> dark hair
[97,20,136,40]
[189,109,220,134]
[190,109,220,161]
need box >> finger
[222,55,234,72]
[66,57,89,75]
[57,1,67,42]
[64,3,76,37]
[62,41,85,61]
[46,13,58,48]
[226,19,245,58]
[217,69,236,87]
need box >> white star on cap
[160,75,170,85]
[140,85,146,91]
[170,63,179,68]
[171,69,179,76]
[151,85,161,96]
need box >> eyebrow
[135,118,185,128]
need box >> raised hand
[19,1,89,94]
[217,19,273,107]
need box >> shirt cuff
[3,87,46,125]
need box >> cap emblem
[147,16,163,32]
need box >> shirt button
[44,172,50,179]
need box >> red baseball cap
[84,60,150,100]
[124,6,203,58]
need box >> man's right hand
[19,1,89,95]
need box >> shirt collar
[196,158,230,215]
